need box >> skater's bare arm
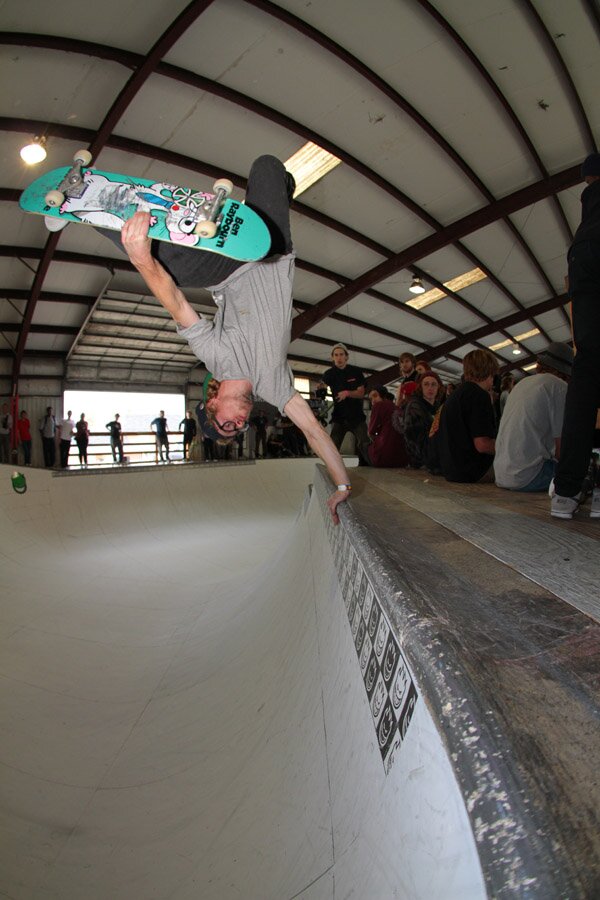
[121,212,199,329]
[284,392,352,525]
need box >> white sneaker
[551,493,581,519]
[591,489,600,519]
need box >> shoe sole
[551,510,575,519]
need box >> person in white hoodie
[494,343,572,493]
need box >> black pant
[42,436,55,467]
[76,438,88,464]
[98,156,293,287]
[555,240,600,497]
[203,438,215,460]
[330,420,371,466]
[156,434,169,460]
[21,440,32,465]
[255,429,267,457]
[182,431,195,458]
[111,438,123,462]
[60,439,72,468]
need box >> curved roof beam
[368,291,568,388]
[10,0,217,389]
[0,243,568,365]
[416,0,576,246]
[0,226,519,363]
[583,0,600,40]
[242,1,568,331]
[3,33,557,340]
[0,124,523,357]
[521,0,596,151]
[291,164,580,339]
[3,114,548,349]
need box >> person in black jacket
[403,372,444,469]
[551,153,600,518]
[179,411,197,460]
[106,414,123,463]
[319,343,371,465]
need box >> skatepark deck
[0,460,598,899]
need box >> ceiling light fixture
[406,267,487,309]
[409,277,425,295]
[512,347,522,355]
[20,136,47,165]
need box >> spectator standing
[398,352,418,386]
[235,430,245,459]
[203,435,215,462]
[39,406,57,468]
[250,411,269,458]
[495,343,573,493]
[320,343,371,464]
[0,402,12,464]
[106,414,123,463]
[75,413,90,466]
[367,387,408,467]
[179,410,197,460]
[17,409,32,466]
[415,359,429,378]
[438,349,498,483]
[59,410,75,469]
[279,414,300,456]
[151,411,170,461]
[403,372,444,468]
[552,153,600,519]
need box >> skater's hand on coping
[121,212,153,268]
[327,489,350,526]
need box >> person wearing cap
[119,156,352,524]
[494,343,573,493]
[551,152,600,518]
[318,343,371,465]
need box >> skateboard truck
[44,149,93,208]
[194,178,234,239]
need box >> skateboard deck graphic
[19,165,271,262]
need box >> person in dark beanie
[551,152,600,518]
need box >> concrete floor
[0,460,484,900]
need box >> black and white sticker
[320,491,418,774]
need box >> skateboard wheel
[45,189,65,208]
[213,178,233,197]
[73,149,92,166]
[194,220,218,239]
[44,216,68,232]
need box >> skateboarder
[118,155,351,523]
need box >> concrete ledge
[314,466,600,898]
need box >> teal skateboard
[19,150,271,261]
